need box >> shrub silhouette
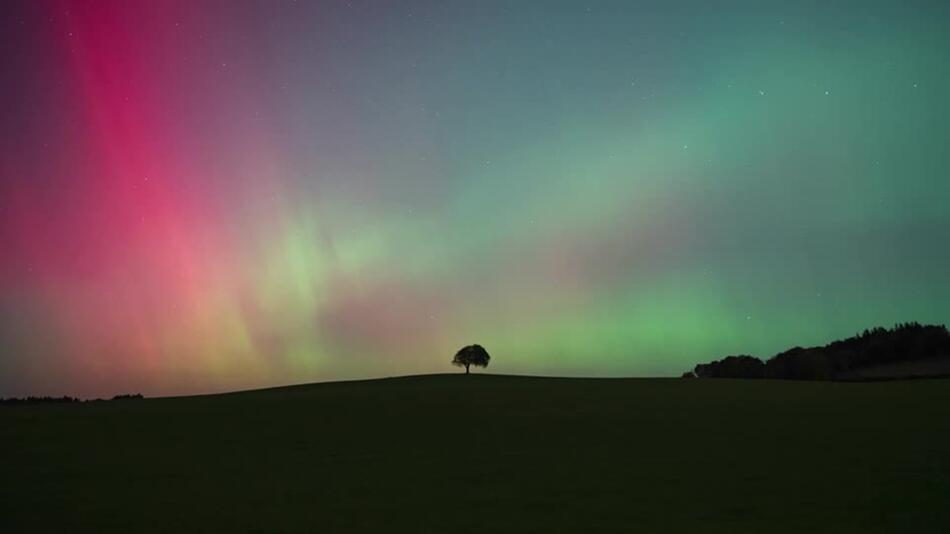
[452,344,490,374]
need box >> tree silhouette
[452,344,490,374]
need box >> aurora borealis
[1,1,949,397]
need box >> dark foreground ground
[3,375,950,533]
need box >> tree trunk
[465,364,470,374]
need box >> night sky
[1,1,949,397]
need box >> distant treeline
[112,393,145,400]
[1,393,144,405]
[0,396,82,406]
[685,322,950,381]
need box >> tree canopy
[452,344,490,374]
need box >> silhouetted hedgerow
[688,322,950,381]
[0,396,81,406]
[112,393,144,400]
[1,393,145,405]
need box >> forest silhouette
[686,322,950,380]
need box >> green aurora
[0,0,948,396]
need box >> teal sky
[1,0,949,396]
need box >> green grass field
[3,375,950,533]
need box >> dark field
[3,375,950,533]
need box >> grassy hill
[3,374,950,533]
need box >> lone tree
[452,344,490,374]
